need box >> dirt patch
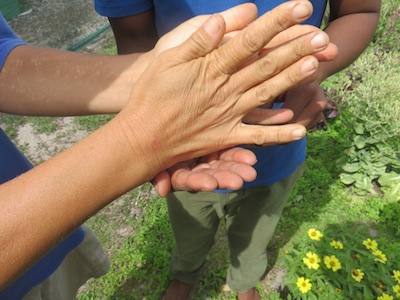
[15,117,88,163]
[9,0,110,50]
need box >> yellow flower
[373,249,388,264]
[296,277,312,294]
[303,252,321,270]
[363,238,378,251]
[377,293,393,300]
[324,255,342,272]
[393,270,400,284]
[393,285,400,297]
[335,288,342,294]
[330,240,344,249]
[351,269,364,282]
[308,228,323,241]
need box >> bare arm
[0,47,152,116]
[109,9,158,54]
[316,0,381,82]
[281,0,381,129]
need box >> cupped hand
[152,147,257,197]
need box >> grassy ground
[2,0,399,299]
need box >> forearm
[316,11,380,83]
[0,46,153,116]
[0,113,158,286]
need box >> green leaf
[342,162,361,173]
[379,172,400,201]
[354,135,368,149]
[340,173,357,185]
[354,176,374,193]
[354,123,365,135]
[378,172,400,187]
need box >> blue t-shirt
[0,14,85,299]
[94,0,327,189]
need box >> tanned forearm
[0,113,158,286]
[0,46,152,116]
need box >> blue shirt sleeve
[0,13,26,69]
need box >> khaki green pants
[166,163,305,292]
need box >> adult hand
[153,148,257,197]
[154,4,338,128]
[124,0,330,175]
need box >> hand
[152,147,257,197]
[280,81,328,130]
[122,1,331,174]
[154,5,338,128]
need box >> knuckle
[187,31,212,55]
[242,28,263,53]
[267,9,291,33]
[285,67,300,86]
[255,85,273,103]
[259,56,277,76]
[292,38,307,57]
[252,130,266,146]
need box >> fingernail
[311,32,328,50]
[292,127,306,139]
[203,15,221,35]
[301,59,317,73]
[293,2,312,20]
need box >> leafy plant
[284,227,400,300]
[336,50,400,199]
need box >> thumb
[176,14,226,61]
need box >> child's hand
[152,147,257,197]
[281,81,328,130]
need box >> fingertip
[291,126,307,140]
[292,1,313,22]
[203,14,224,37]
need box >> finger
[218,3,258,32]
[296,98,328,129]
[210,161,257,183]
[239,55,319,109]
[233,123,307,146]
[243,108,294,125]
[217,147,257,165]
[262,24,338,62]
[174,14,227,61]
[313,43,338,62]
[307,112,325,130]
[211,1,314,74]
[171,168,218,191]
[152,170,172,197]
[158,4,257,53]
[233,30,328,94]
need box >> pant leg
[23,224,110,300]
[167,191,222,285]
[225,163,306,292]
